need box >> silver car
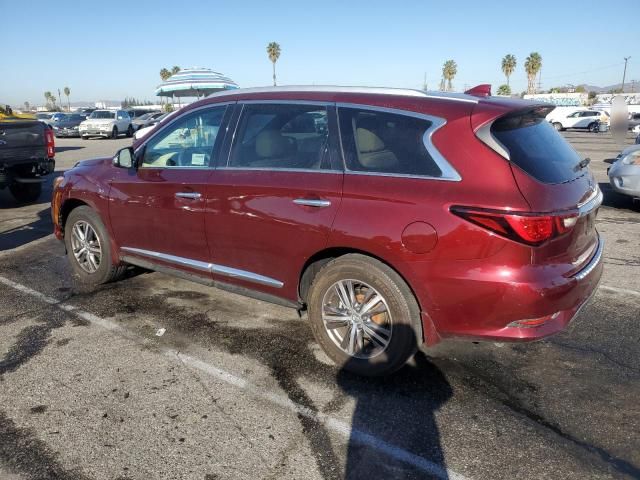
[608,144,640,199]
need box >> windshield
[89,111,115,119]
[36,113,52,119]
[492,108,582,184]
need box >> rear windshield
[491,109,582,184]
[89,111,115,119]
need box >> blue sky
[1,0,638,106]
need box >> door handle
[293,198,331,208]
[175,192,202,200]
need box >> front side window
[90,111,115,119]
[141,106,226,168]
[338,107,442,177]
[228,104,330,170]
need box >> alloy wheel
[70,220,102,273]
[321,279,393,359]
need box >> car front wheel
[64,206,127,286]
[553,122,563,131]
[307,254,421,376]
[126,125,133,137]
[111,127,118,139]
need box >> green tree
[44,91,53,109]
[501,54,517,87]
[497,84,511,96]
[159,68,171,81]
[24,101,30,112]
[266,42,281,86]
[63,86,71,111]
[524,52,542,94]
[575,85,585,93]
[442,60,457,92]
[171,66,180,76]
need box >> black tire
[588,122,598,133]
[64,206,127,286]
[9,182,42,203]
[81,136,87,140]
[553,122,563,131]
[126,125,134,137]
[111,127,118,139]
[307,254,421,376]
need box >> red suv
[51,86,603,376]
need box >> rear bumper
[418,235,604,344]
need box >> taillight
[45,128,55,158]
[451,207,578,246]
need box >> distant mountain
[577,83,639,93]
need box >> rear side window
[491,109,582,184]
[229,104,330,170]
[338,107,442,177]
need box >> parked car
[131,111,163,131]
[51,113,86,137]
[549,109,608,132]
[51,86,603,376]
[78,108,96,116]
[79,110,133,139]
[628,113,640,131]
[1,106,55,202]
[133,112,173,139]
[35,112,54,122]
[608,144,640,200]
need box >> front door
[205,102,343,301]
[109,104,230,277]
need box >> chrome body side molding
[121,247,284,288]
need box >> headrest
[256,130,289,158]
[356,127,385,153]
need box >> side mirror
[114,147,135,168]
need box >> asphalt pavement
[0,132,638,480]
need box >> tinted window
[338,107,442,177]
[90,111,115,119]
[229,104,330,170]
[492,110,582,184]
[141,106,226,168]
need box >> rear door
[109,104,231,277]
[489,108,600,270]
[204,102,343,301]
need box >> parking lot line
[0,274,469,480]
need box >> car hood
[82,118,114,125]
[74,157,111,168]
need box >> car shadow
[598,182,640,211]
[337,328,453,479]
[0,207,51,251]
[55,146,85,152]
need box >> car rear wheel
[126,125,133,137]
[64,206,127,286]
[111,127,118,139]
[553,122,563,131]
[307,254,421,376]
[9,182,42,203]
[588,122,598,133]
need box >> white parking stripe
[600,285,640,298]
[0,275,469,480]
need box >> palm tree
[524,52,542,94]
[501,54,517,87]
[266,42,281,86]
[171,66,180,76]
[442,60,458,92]
[63,87,71,111]
[159,68,171,81]
[44,91,53,109]
[497,84,511,96]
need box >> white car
[549,110,609,132]
[79,110,133,139]
[608,144,640,200]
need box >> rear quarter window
[491,110,583,184]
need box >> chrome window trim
[475,121,510,160]
[133,101,235,158]
[217,166,342,175]
[335,102,462,182]
[121,247,284,288]
[240,99,332,106]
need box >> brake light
[451,207,578,246]
[45,128,55,158]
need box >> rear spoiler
[464,84,492,97]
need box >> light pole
[622,57,631,92]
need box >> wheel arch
[59,198,90,233]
